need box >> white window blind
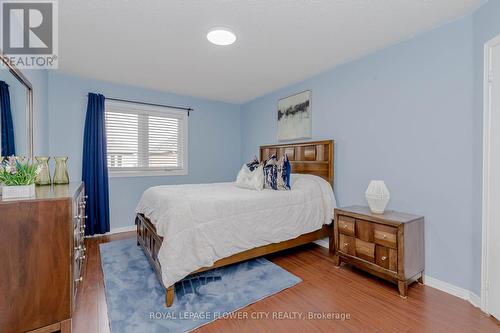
[105,100,188,176]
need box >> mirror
[0,53,33,158]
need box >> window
[105,100,188,177]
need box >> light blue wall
[241,16,479,293]
[47,72,241,229]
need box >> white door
[486,39,500,320]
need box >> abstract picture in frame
[277,90,312,141]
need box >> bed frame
[136,140,334,307]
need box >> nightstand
[333,205,425,297]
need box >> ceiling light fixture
[207,28,236,46]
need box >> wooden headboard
[260,140,334,185]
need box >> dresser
[333,206,424,297]
[0,182,86,333]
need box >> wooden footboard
[136,213,333,307]
[135,215,164,287]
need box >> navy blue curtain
[82,93,110,235]
[0,81,15,156]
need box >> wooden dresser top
[0,181,83,204]
[335,205,423,225]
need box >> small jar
[53,156,69,184]
[35,156,51,185]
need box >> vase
[365,180,390,214]
[35,156,51,185]
[53,156,69,184]
[2,184,36,199]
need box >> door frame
[482,33,500,314]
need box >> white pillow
[236,163,264,191]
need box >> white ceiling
[59,0,484,103]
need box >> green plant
[0,157,40,186]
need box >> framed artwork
[277,90,311,141]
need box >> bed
[135,140,335,307]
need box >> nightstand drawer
[375,245,397,271]
[338,215,355,236]
[355,239,375,262]
[355,219,374,242]
[374,224,398,249]
[339,234,356,255]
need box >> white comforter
[135,174,337,287]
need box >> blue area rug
[100,238,302,333]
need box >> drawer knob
[344,243,349,247]
[75,276,83,283]
[381,256,387,261]
[343,224,348,228]
[383,234,387,239]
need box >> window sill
[108,170,188,178]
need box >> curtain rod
[88,95,194,116]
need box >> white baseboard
[85,225,136,238]
[109,225,136,235]
[315,240,482,310]
[423,275,481,308]
[469,292,481,308]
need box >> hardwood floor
[73,232,500,333]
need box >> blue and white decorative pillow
[246,156,260,171]
[236,157,264,190]
[264,154,291,190]
[264,155,279,190]
[277,154,291,190]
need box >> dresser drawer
[375,245,397,271]
[355,239,375,262]
[338,215,355,236]
[374,224,398,249]
[338,234,356,256]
